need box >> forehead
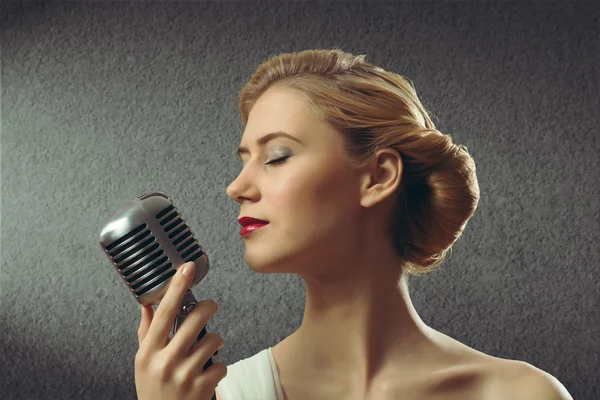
[238,86,351,162]
[241,87,315,141]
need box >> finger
[187,332,224,366]
[137,304,155,346]
[168,300,219,357]
[144,261,195,348]
[193,361,228,399]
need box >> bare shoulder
[487,359,574,400]
[425,330,573,400]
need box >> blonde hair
[238,48,480,277]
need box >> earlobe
[358,149,403,208]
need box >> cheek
[269,164,356,237]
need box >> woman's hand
[135,262,227,400]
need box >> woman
[134,49,572,400]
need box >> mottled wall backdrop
[1,1,597,399]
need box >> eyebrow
[236,131,303,158]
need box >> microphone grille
[99,192,209,305]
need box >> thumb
[137,304,154,346]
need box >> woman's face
[226,87,364,277]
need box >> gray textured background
[1,1,598,399]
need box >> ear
[359,148,403,209]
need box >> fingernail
[182,262,195,276]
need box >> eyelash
[265,156,289,166]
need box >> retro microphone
[99,191,217,400]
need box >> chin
[245,252,285,274]
[244,244,305,275]
[241,226,326,274]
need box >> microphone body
[99,191,216,400]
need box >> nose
[226,179,241,202]
[226,169,257,203]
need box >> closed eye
[265,156,289,166]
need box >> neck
[286,238,439,391]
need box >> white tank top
[216,347,284,400]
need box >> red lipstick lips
[238,217,269,237]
